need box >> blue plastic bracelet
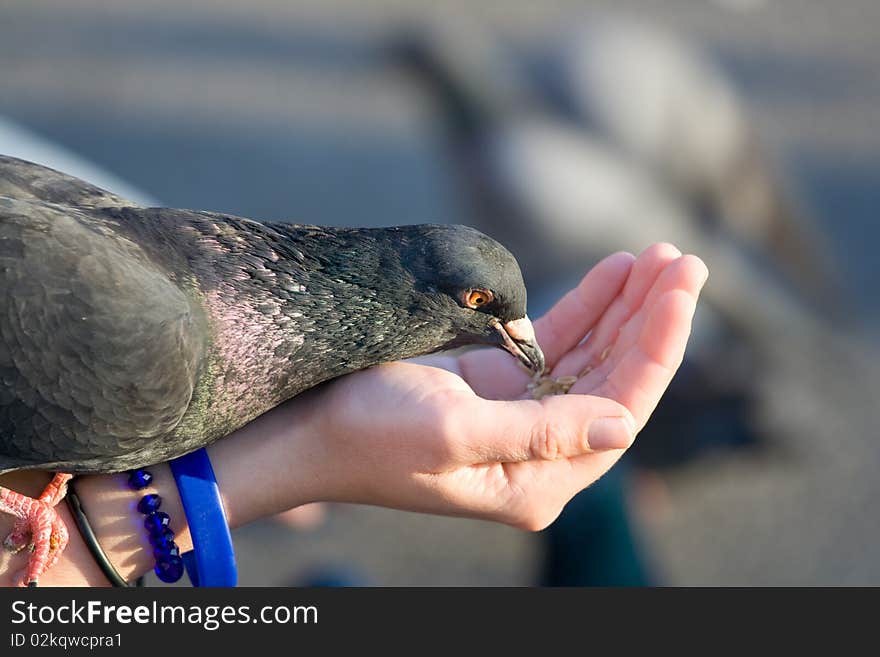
[169,448,238,587]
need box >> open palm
[309,243,706,530]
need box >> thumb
[458,394,637,464]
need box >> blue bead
[154,555,185,583]
[149,528,175,549]
[137,494,161,514]
[144,512,171,535]
[153,542,181,561]
[127,470,153,490]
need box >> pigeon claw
[3,517,31,553]
[16,502,68,588]
[0,473,72,587]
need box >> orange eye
[464,288,494,309]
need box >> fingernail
[588,417,635,451]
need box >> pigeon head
[385,224,545,375]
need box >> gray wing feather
[0,195,204,473]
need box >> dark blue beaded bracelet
[153,544,181,561]
[128,470,153,490]
[136,493,162,515]
[155,555,185,584]
[149,528,175,549]
[128,469,183,584]
[144,511,171,535]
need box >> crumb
[528,374,579,400]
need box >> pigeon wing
[0,196,205,474]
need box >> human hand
[293,243,707,530]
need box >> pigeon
[534,17,842,313]
[0,154,545,585]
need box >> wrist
[0,393,326,586]
[205,390,330,527]
[0,468,186,587]
[78,393,327,584]
[74,464,189,585]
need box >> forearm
[0,394,324,587]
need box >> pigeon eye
[464,288,494,309]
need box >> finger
[563,253,708,385]
[597,288,700,428]
[457,346,534,400]
[638,254,708,318]
[455,394,637,464]
[607,254,709,364]
[552,243,682,378]
[620,242,685,309]
[533,251,635,369]
[549,447,630,507]
[478,447,629,530]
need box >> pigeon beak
[491,316,546,375]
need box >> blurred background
[1,0,878,585]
